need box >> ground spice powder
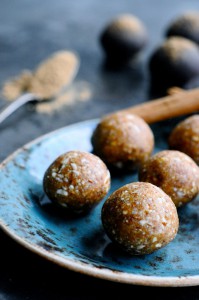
[1,50,91,114]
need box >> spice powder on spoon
[1,50,92,114]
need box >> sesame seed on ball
[43,150,110,213]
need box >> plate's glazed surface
[0,119,199,287]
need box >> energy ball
[139,150,199,207]
[149,37,199,89]
[166,12,199,45]
[100,14,148,65]
[91,112,154,170]
[43,151,110,213]
[169,115,199,164]
[101,182,179,255]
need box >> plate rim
[0,118,199,287]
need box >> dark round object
[100,14,148,65]
[43,151,110,213]
[139,150,199,207]
[184,75,199,90]
[169,115,199,164]
[149,37,199,89]
[166,12,199,45]
[91,112,154,170]
[101,182,179,255]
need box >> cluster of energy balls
[43,12,199,256]
[99,12,199,91]
[43,110,199,256]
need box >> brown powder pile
[36,81,92,114]
[1,50,90,113]
[28,51,79,99]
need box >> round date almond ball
[101,182,179,255]
[43,151,110,213]
[149,37,199,89]
[169,115,199,164]
[139,150,199,207]
[100,14,148,65]
[91,112,154,170]
[166,12,199,45]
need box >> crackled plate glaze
[0,119,199,287]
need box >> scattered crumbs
[35,80,92,114]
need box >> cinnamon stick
[119,88,199,124]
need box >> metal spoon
[0,51,80,125]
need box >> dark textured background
[0,0,199,299]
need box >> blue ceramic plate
[0,119,199,287]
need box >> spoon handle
[121,88,199,123]
[0,93,37,124]
[1,88,199,126]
